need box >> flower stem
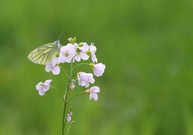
[72,63,89,72]
[59,65,69,80]
[62,80,70,135]
[67,92,84,104]
[62,61,74,135]
[66,121,75,135]
[50,85,63,100]
[62,98,66,135]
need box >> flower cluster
[33,37,106,134]
[35,37,106,101]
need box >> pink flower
[35,79,52,96]
[59,43,77,63]
[85,86,100,101]
[77,72,95,88]
[90,63,106,77]
[89,43,98,63]
[45,57,60,75]
[74,42,89,62]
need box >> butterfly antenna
[57,33,64,40]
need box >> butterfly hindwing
[28,41,60,65]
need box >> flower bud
[78,42,83,47]
[69,83,75,90]
[67,112,72,123]
[68,37,77,44]
[89,63,94,68]
[85,89,90,94]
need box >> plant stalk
[62,61,74,135]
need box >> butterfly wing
[27,41,61,65]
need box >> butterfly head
[55,40,61,47]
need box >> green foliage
[0,0,193,135]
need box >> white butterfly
[27,40,61,65]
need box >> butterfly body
[28,40,61,65]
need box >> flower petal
[38,90,45,96]
[35,82,43,91]
[93,63,106,77]
[92,86,100,93]
[77,72,95,88]
[81,53,89,60]
[44,79,52,84]
[52,66,60,75]
[91,93,98,101]
[91,53,98,63]
[45,64,52,72]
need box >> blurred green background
[1,0,193,135]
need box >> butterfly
[27,40,61,65]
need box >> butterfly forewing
[28,41,60,65]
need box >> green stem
[70,61,73,77]
[59,65,69,80]
[67,92,84,104]
[66,121,75,135]
[62,79,71,135]
[62,61,74,135]
[50,86,63,99]
[62,98,66,135]
[72,63,89,72]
